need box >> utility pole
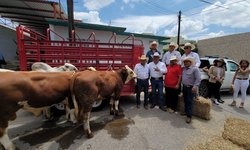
[67,0,75,42]
[177,10,181,51]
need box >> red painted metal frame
[16,26,144,95]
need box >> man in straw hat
[149,52,167,111]
[182,57,201,123]
[164,56,182,113]
[162,42,181,66]
[181,42,201,68]
[146,41,161,64]
[134,55,150,109]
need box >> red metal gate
[16,26,144,95]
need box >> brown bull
[72,65,136,138]
[0,71,77,150]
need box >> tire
[92,100,106,112]
[199,80,209,98]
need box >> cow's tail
[70,72,79,119]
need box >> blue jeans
[136,79,149,105]
[151,78,164,107]
[182,86,194,118]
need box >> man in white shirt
[149,52,167,111]
[162,42,181,66]
[134,55,150,109]
[181,43,201,68]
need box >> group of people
[134,40,250,124]
[204,58,250,108]
[134,41,201,123]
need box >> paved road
[7,93,250,150]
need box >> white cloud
[83,0,115,11]
[123,0,142,4]
[112,15,176,34]
[122,0,142,8]
[162,0,250,40]
[74,11,104,24]
[191,31,226,40]
[164,17,207,39]
[201,0,250,28]
[75,0,248,41]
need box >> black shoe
[150,104,156,109]
[136,105,140,109]
[186,117,191,124]
[218,99,224,103]
[180,112,186,116]
[144,105,148,110]
[159,106,167,112]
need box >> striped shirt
[182,66,201,88]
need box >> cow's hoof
[85,131,94,138]
[110,110,114,115]
[114,110,119,116]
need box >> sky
[59,0,250,40]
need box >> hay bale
[177,95,212,120]
[185,136,244,150]
[222,118,250,149]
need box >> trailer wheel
[199,80,209,98]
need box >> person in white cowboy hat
[134,55,150,109]
[146,41,161,64]
[181,42,201,68]
[148,52,167,111]
[181,57,201,123]
[164,55,182,113]
[208,58,226,105]
[162,42,181,66]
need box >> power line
[142,0,176,14]
[184,0,248,17]
[140,3,171,15]
[140,0,177,15]
[155,19,178,35]
[199,0,229,9]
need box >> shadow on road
[119,96,196,129]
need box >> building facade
[197,32,250,62]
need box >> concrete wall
[49,25,164,55]
[197,32,250,62]
[0,25,17,61]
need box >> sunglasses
[184,47,190,49]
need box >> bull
[31,62,78,122]
[0,71,77,150]
[72,65,136,138]
[31,62,78,72]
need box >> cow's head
[62,63,78,71]
[124,65,136,84]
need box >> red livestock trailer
[16,26,144,97]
